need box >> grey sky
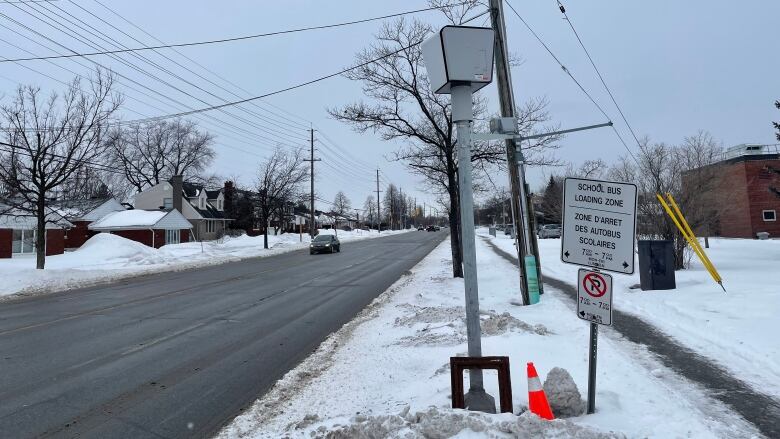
[1,0,778,212]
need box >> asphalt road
[0,230,447,439]
[481,236,780,439]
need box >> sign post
[562,177,636,414]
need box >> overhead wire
[19,0,310,147]
[503,0,640,165]
[60,0,312,138]
[555,0,644,147]
[0,2,473,63]
[0,7,296,153]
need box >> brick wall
[64,221,95,248]
[745,159,780,237]
[715,162,753,238]
[45,229,65,256]
[0,229,11,258]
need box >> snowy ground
[483,230,780,400]
[219,236,757,438]
[0,228,408,299]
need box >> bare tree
[363,195,377,228]
[108,118,215,192]
[332,191,352,229]
[329,17,559,277]
[256,147,308,249]
[0,71,121,269]
[774,99,780,141]
[609,131,722,269]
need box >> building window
[165,229,180,245]
[12,229,36,254]
[763,210,777,222]
[163,198,173,209]
[218,199,223,211]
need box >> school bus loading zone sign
[561,177,638,274]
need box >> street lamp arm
[471,121,613,141]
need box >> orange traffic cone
[527,362,555,420]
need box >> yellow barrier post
[655,194,725,291]
[665,193,721,283]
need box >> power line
[122,41,420,124]
[20,0,310,146]
[555,0,643,147]
[62,0,311,138]
[0,7,300,152]
[0,3,471,63]
[503,0,640,165]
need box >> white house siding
[133,182,203,221]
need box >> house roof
[0,203,72,229]
[194,202,227,220]
[89,209,192,231]
[51,198,125,222]
[182,182,222,200]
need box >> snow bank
[220,237,752,438]
[0,228,412,298]
[298,407,625,439]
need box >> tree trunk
[447,167,464,278]
[36,193,46,269]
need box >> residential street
[0,230,446,439]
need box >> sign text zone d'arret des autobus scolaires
[561,178,637,274]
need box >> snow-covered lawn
[0,228,408,298]
[219,237,755,438]
[483,230,780,400]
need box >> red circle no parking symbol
[582,272,607,298]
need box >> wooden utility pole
[375,169,382,233]
[304,128,321,237]
[489,0,540,304]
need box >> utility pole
[489,0,540,304]
[304,128,321,237]
[375,169,382,233]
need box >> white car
[538,224,562,239]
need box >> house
[52,197,125,248]
[0,205,72,258]
[88,209,193,248]
[686,143,780,238]
[134,176,230,241]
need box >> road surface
[0,230,447,439]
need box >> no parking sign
[577,269,613,326]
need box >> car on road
[417,225,425,231]
[426,225,437,232]
[538,223,562,239]
[310,234,340,254]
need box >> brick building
[0,205,71,258]
[698,144,780,238]
[88,209,193,248]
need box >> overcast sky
[1,0,778,212]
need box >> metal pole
[489,0,531,305]
[452,84,495,413]
[587,321,598,414]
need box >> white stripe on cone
[528,376,543,392]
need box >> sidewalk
[219,237,754,438]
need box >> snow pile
[543,367,586,418]
[296,406,624,439]
[72,233,161,265]
[220,237,750,438]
